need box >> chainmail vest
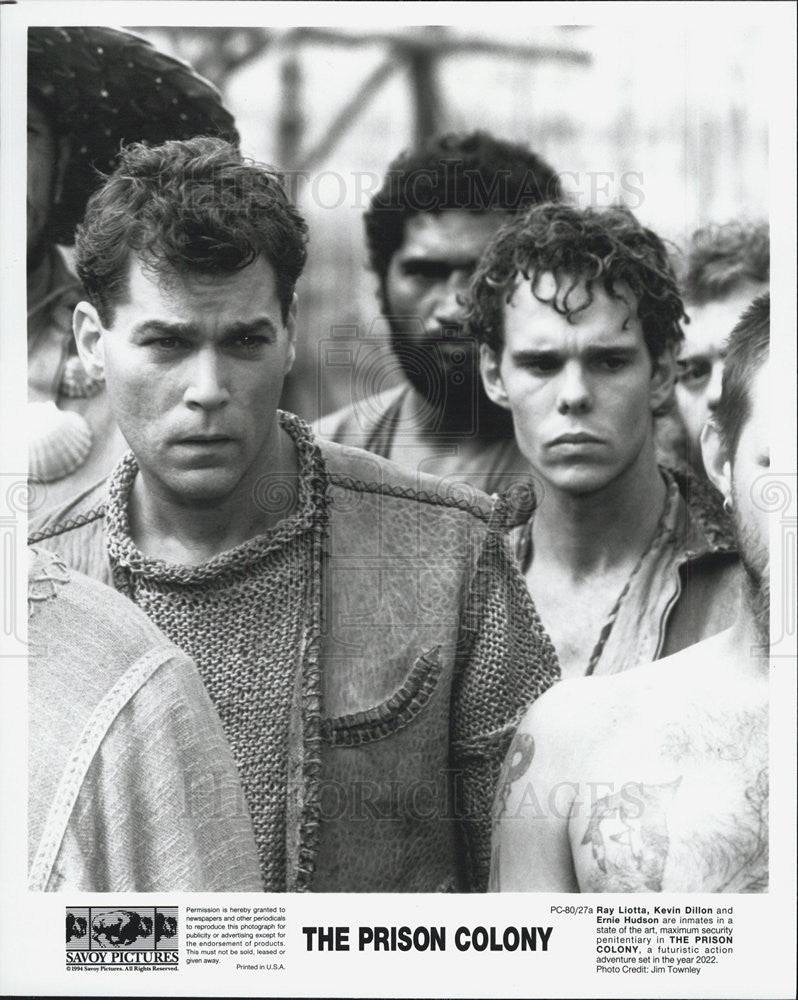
[104,412,327,890]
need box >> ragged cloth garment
[29,411,561,892]
[27,547,263,892]
[102,417,325,891]
[511,468,741,675]
[313,382,532,496]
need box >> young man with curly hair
[489,295,770,893]
[470,204,741,679]
[315,131,562,494]
[28,137,559,893]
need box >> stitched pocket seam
[321,646,443,747]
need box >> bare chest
[569,708,768,892]
[524,563,636,678]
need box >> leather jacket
[29,429,560,891]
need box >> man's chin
[530,458,617,498]
[161,469,243,506]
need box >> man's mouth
[174,434,235,445]
[547,432,604,447]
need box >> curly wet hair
[465,203,686,360]
[75,136,308,326]
[682,220,769,305]
[363,130,562,291]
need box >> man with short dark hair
[489,294,770,893]
[471,203,740,678]
[29,136,559,893]
[27,27,240,509]
[674,220,769,474]
[315,131,562,493]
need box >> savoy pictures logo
[65,906,178,970]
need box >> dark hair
[682,221,769,304]
[75,137,308,326]
[465,202,686,361]
[714,292,770,459]
[363,130,562,288]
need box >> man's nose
[705,360,724,413]
[556,361,593,414]
[432,270,471,329]
[183,349,231,410]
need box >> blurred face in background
[702,357,770,642]
[382,210,507,427]
[676,281,766,472]
[27,98,58,266]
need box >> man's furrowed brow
[131,318,278,339]
[133,319,198,338]
[584,344,639,359]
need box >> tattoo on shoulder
[579,767,769,892]
[493,732,535,825]
[490,732,539,891]
[580,778,682,892]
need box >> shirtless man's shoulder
[492,630,768,893]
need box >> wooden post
[278,47,304,178]
[407,45,443,146]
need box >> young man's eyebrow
[223,318,278,339]
[508,345,639,364]
[583,345,639,358]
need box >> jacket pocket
[321,646,443,747]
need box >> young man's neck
[531,441,667,576]
[129,420,299,567]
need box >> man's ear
[283,293,298,376]
[649,344,677,415]
[479,343,511,410]
[701,418,732,502]
[73,301,106,379]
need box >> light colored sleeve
[46,653,263,893]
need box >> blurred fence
[137,24,769,421]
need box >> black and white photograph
[1,1,795,997]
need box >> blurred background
[134,23,769,420]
